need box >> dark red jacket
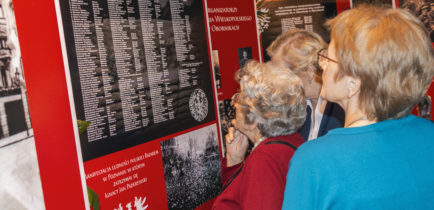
[213,133,304,210]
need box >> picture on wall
[212,50,221,89]
[257,0,337,61]
[161,124,221,210]
[206,0,262,101]
[351,0,396,8]
[217,98,236,155]
[238,47,253,68]
[399,0,433,42]
[0,0,32,147]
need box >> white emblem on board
[189,88,208,122]
[114,196,148,210]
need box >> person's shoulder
[403,115,434,136]
[301,131,346,149]
[407,115,434,126]
[255,134,304,154]
[382,115,434,136]
[244,146,286,172]
[290,131,350,163]
[251,134,303,161]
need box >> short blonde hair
[267,28,327,76]
[234,61,306,138]
[326,5,434,121]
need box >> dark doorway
[5,99,26,136]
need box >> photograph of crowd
[161,124,221,210]
[217,99,236,156]
[400,0,433,42]
[351,0,395,8]
[212,50,221,89]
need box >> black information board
[258,0,337,61]
[58,0,215,161]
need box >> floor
[0,137,45,209]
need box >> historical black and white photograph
[400,0,434,42]
[0,0,32,147]
[237,47,252,68]
[161,124,221,210]
[257,0,337,61]
[218,99,235,155]
[351,0,395,8]
[212,50,221,89]
[0,1,43,210]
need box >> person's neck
[345,115,368,127]
[344,107,376,127]
[341,97,376,127]
[249,129,267,150]
[253,136,267,150]
[250,131,263,144]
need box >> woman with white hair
[213,61,306,209]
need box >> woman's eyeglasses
[318,48,338,70]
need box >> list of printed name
[68,0,198,142]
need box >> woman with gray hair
[212,61,306,209]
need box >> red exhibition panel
[206,0,261,157]
[84,140,167,210]
[207,0,261,101]
[15,0,223,209]
[13,0,87,209]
